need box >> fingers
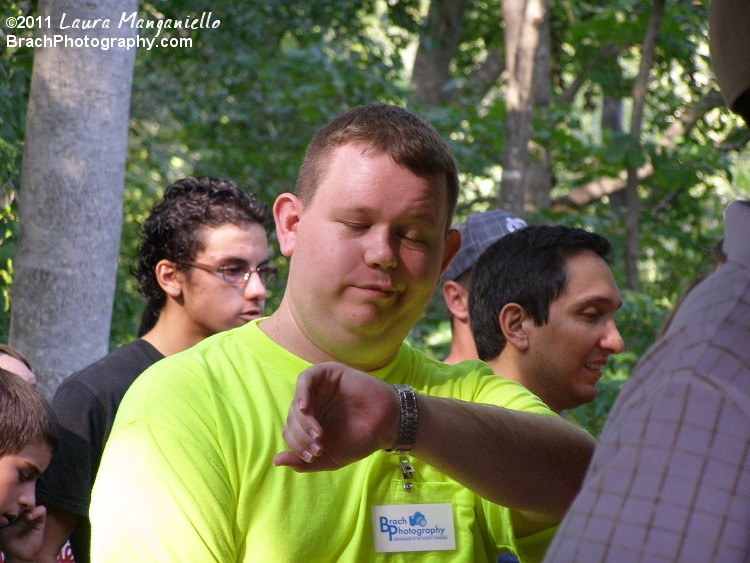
[275,419,342,472]
[279,384,325,464]
[294,370,316,414]
[272,451,333,472]
[277,362,383,473]
[281,419,322,462]
[24,505,46,528]
[295,362,344,412]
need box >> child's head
[0,369,58,527]
[0,343,36,388]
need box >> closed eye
[18,470,38,483]
[581,309,603,321]
[400,230,423,241]
[400,233,428,246]
[343,222,369,232]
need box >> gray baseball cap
[441,210,527,283]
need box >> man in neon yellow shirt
[91,103,595,562]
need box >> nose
[244,271,267,301]
[19,483,35,511]
[602,320,625,355]
[364,229,398,270]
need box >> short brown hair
[0,369,59,455]
[295,103,460,226]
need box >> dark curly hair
[133,177,272,325]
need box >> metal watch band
[387,384,418,453]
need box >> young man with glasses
[36,177,273,563]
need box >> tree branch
[551,89,724,210]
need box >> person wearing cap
[544,1,750,559]
[441,210,527,364]
[469,225,624,415]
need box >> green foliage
[0,0,35,340]
[0,3,32,190]
[0,207,16,341]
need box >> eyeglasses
[183,262,278,286]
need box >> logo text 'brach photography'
[379,511,447,542]
[372,503,455,552]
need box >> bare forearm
[276,363,595,519]
[412,396,595,517]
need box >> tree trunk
[410,0,469,105]
[499,0,545,216]
[624,0,666,291]
[602,95,628,211]
[524,0,552,210]
[11,0,138,399]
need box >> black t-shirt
[36,339,164,563]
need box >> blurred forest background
[1,0,748,433]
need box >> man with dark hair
[440,210,527,364]
[544,1,750,560]
[90,103,595,562]
[36,177,274,563]
[469,225,624,414]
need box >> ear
[442,280,469,322]
[498,303,530,352]
[154,260,183,298]
[274,192,303,257]
[438,228,461,276]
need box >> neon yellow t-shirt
[90,320,556,562]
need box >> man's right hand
[273,362,399,471]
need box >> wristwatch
[387,384,418,453]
